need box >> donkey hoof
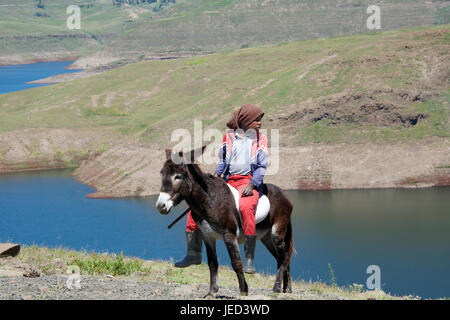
[204,287,219,299]
[273,284,281,293]
[204,292,216,299]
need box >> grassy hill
[0,25,448,145]
[0,0,449,62]
[0,25,448,196]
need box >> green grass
[0,25,449,146]
[73,251,148,276]
[13,245,416,299]
[328,263,337,287]
[18,245,150,276]
[296,92,449,144]
[0,0,447,57]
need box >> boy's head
[227,104,264,131]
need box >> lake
[0,170,449,299]
[0,61,81,94]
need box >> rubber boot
[174,230,203,268]
[243,235,257,274]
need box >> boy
[175,104,269,274]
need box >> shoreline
[1,162,449,199]
[0,55,81,68]
[0,50,215,85]
[0,55,86,86]
[0,129,448,198]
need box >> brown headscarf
[226,104,264,130]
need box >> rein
[167,207,191,229]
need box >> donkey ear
[187,164,208,193]
[185,145,207,164]
[166,149,185,164]
[165,149,172,160]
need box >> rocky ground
[0,257,336,300]
[0,273,341,300]
[0,247,406,300]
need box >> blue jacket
[214,130,269,197]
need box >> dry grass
[12,245,418,300]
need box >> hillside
[0,25,449,196]
[0,0,449,66]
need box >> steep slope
[0,25,448,196]
[0,0,449,65]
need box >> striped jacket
[214,129,269,196]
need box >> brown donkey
[156,146,294,296]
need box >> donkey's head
[156,146,207,215]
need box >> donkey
[156,146,294,296]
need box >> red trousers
[186,175,259,236]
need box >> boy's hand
[213,173,221,178]
[241,183,254,197]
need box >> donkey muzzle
[156,192,174,215]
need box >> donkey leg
[223,232,248,295]
[283,264,292,293]
[261,232,277,259]
[282,223,294,293]
[272,237,284,292]
[271,224,292,293]
[203,236,219,297]
[261,232,283,292]
[261,231,284,292]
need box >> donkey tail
[286,221,297,257]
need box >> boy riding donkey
[175,104,269,274]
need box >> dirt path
[0,254,395,300]
[0,256,337,300]
[0,273,342,300]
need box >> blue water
[0,61,81,94]
[0,170,449,299]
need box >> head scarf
[226,104,264,130]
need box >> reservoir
[0,61,81,94]
[0,170,449,299]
